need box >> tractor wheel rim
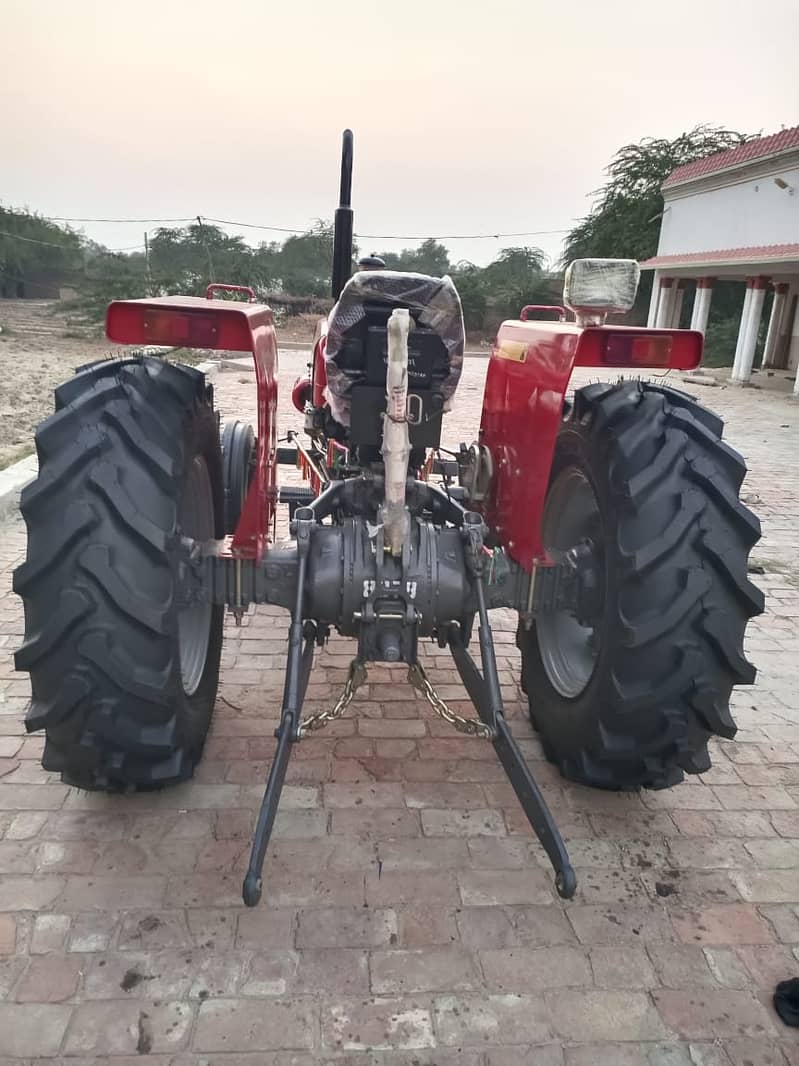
[537,466,603,699]
[178,455,214,696]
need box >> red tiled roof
[663,126,799,188]
[640,243,799,269]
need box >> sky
[3,0,798,267]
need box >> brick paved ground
[1,352,798,1063]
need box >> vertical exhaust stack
[380,308,411,556]
[331,129,354,300]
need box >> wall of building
[657,164,799,256]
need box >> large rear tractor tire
[13,356,224,791]
[519,380,764,790]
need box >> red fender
[106,294,278,560]
[479,320,702,569]
[312,326,328,409]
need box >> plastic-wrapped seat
[324,270,465,447]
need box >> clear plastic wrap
[563,258,640,315]
[324,270,465,426]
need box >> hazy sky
[3,0,798,266]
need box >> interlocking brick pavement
[0,351,798,1062]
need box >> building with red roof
[640,125,799,390]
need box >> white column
[762,283,789,368]
[732,277,768,383]
[731,282,754,379]
[671,280,688,328]
[655,278,675,328]
[690,278,714,334]
[646,271,662,327]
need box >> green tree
[450,261,487,331]
[76,251,149,320]
[481,246,556,324]
[277,220,349,297]
[0,206,83,297]
[148,222,257,294]
[563,125,752,346]
[563,126,750,267]
[377,238,451,276]
[253,240,281,292]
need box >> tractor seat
[324,270,465,437]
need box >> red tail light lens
[142,310,219,347]
[575,328,702,370]
[106,300,254,351]
[604,333,672,366]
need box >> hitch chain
[296,658,495,741]
[297,659,367,736]
[408,662,495,740]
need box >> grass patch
[124,346,209,367]
[165,347,207,367]
[0,443,35,471]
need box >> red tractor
[14,131,763,906]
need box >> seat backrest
[324,270,465,433]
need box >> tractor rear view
[14,130,764,907]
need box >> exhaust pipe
[380,309,411,556]
[331,129,354,299]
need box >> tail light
[142,309,219,347]
[106,300,253,351]
[576,327,702,370]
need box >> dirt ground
[0,302,497,469]
[0,307,322,470]
[0,330,122,468]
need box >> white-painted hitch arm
[380,308,411,556]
